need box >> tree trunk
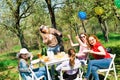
[100,21,109,42]
[45,0,56,29]
[17,29,28,48]
[97,15,109,42]
[81,20,86,33]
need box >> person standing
[39,25,63,56]
[84,35,112,80]
[39,25,63,80]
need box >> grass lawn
[0,33,120,80]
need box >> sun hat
[16,48,30,58]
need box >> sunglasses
[80,36,86,38]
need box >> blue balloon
[78,11,87,20]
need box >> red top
[91,42,111,59]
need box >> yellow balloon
[94,7,104,15]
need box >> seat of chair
[98,68,114,72]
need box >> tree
[0,0,36,48]
[45,0,57,29]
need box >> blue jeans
[33,67,47,80]
[47,44,60,55]
[85,58,112,80]
[47,45,60,80]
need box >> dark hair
[39,25,46,33]
[68,48,75,56]
[68,48,76,67]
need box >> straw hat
[16,48,30,58]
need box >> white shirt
[56,58,81,75]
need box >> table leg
[46,64,52,80]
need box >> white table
[31,55,69,80]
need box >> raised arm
[67,34,79,47]
[51,28,62,37]
[76,35,87,47]
[40,33,49,44]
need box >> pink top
[77,45,88,60]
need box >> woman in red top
[84,35,112,80]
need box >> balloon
[78,11,87,20]
[94,7,104,15]
[114,0,120,8]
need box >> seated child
[17,48,47,80]
[56,48,81,80]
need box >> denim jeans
[33,67,47,80]
[47,44,60,55]
[47,44,60,80]
[85,58,112,80]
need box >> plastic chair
[30,59,45,80]
[60,63,83,80]
[29,67,45,80]
[98,54,117,80]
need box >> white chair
[29,59,45,80]
[29,67,45,80]
[19,59,45,80]
[60,63,83,80]
[98,54,117,80]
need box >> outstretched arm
[67,34,79,47]
[87,46,106,56]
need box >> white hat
[16,48,30,58]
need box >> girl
[84,35,111,80]
[56,48,81,80]
[68,33,89,64]
[17,48,47,80]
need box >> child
[56,48,81,80]
[17,48,47,80]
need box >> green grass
[0,33,120,80]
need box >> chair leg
[19,74,21,80]
[113,63,117,80]
[104,70,110,80]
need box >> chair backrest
[108,54,116,69]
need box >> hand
[75,35,79,39]
[67,34,71,39]
[83,50,94,53]
[89,50,94,53]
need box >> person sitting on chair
[84,35,112,80]
[68,33,89,65]
[17,48,47,80]
[56,48,81,80]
